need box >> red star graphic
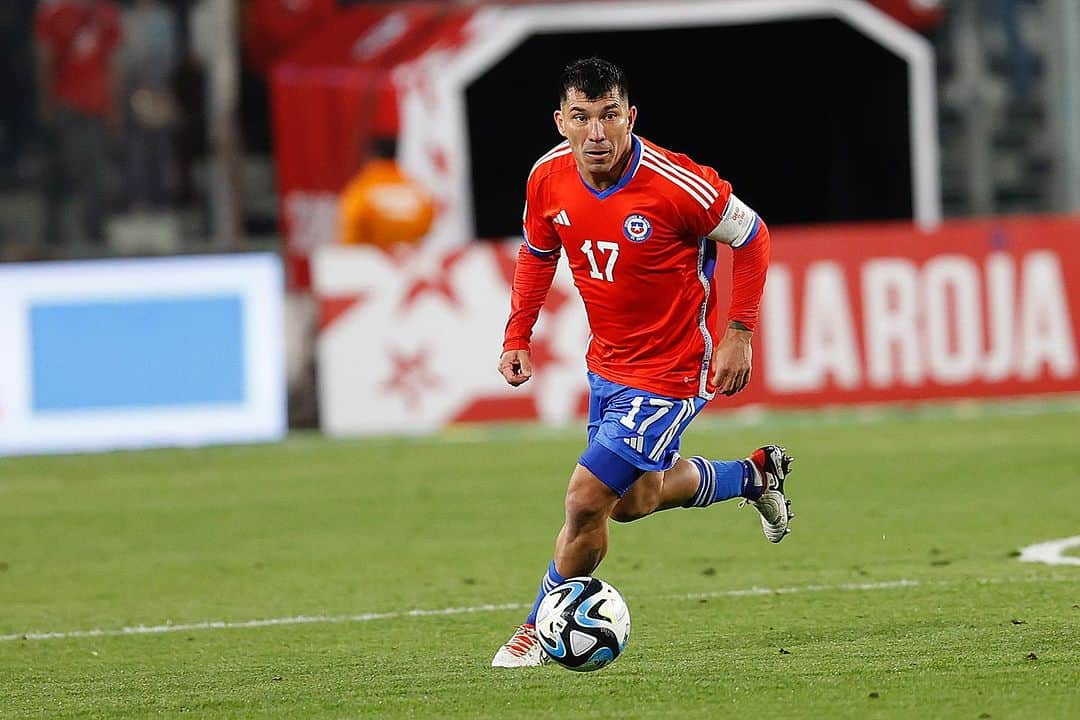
[399,246,471,312]
[316,293,368,333]
[381,347,439,411]
[493,243,520,286]
[528,334,560,372]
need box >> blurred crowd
[0,0,1058,262]
[0,0,208,258]
[0,0,438,261]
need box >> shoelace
[504,625,537,657]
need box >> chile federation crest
[622,214,653,243]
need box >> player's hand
[710,326,753,396]
[498,349,533,387]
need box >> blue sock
[525,560,565,625]
[683,456,758,507]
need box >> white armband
[707,194,759,248]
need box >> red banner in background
[313,216,1080,436]
[721,216,1080,410]
[269,4,476,288]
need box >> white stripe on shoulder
[641,158,712,209]
[641,146,717,200]
[641,147,718,201]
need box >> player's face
[555,89,637,184]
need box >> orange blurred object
[339,158,435,250]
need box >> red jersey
[504,135,765,399]
[34,0,122,118]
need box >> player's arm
[706,194,770,396]
[657,149,769,395]
[499,188,562,387]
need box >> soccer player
[492,58,795,668]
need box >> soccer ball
[534,576,631,671]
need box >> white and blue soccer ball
[534,576,631,671]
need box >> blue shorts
[578,371,707,497]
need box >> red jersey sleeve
[502,169,562,352]
[728,220,770,332]
[521,168,561,257]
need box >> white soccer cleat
[744,445,795,543]
[491,623,549,668]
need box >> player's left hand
[710,326,753,396]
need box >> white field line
[1019,536,1080,566]
[2,575,1075,644]
[0,603,526,643]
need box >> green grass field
[2,406,1079,719]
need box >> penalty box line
[2,575,1075,643]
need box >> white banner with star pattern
[313,217,1080,436]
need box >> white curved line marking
[3,575,1076,643]
[0,580,912,643]
[1019,535,1080,566]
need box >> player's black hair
[558,57,629,105]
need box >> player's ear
[628,105,637,132]
[554,109,566,138]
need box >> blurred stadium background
[1,1,1078,718]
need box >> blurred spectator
[339,136,434,250]
[171,49,208,208]
[34,0,123,246]
[993,0,1037,98]
[119,0,179,212]
[0,2,37,186]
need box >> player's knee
[564,478,616,535]
[564,489,609,531]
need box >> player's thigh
[611,470,663,522]
[565,463,621,528]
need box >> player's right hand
[498,349,533,386]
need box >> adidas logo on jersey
[553,210,571,226]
